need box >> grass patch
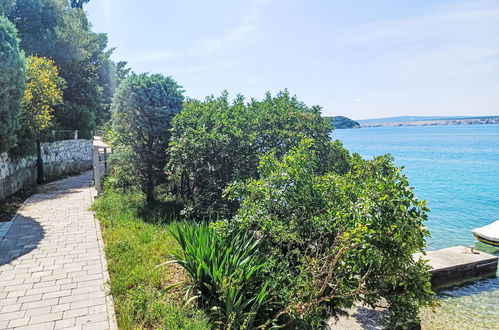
[93,191,210,330]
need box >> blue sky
[86,0,499,119]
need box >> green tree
[70,0,90,8]
[0,0,15,15]
[223,140,434,328]
[96,50,118,123]
[0,15,25,153]
[116,61,131,82]
[168,90,346,218]
[21,55,65,182]
[6,0,63,58]
[7,0,117,138]
[22,56,65,131]
[111,73,184,202]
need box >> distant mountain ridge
[358,115,499,124]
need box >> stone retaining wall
[0,139,92,200]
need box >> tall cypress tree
[0,16,25,153]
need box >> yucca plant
[169,223,270,329]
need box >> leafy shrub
[224,139,434,328]
[111,73,184,201]
[170,223,270,329]
[105,148,137,192]
[168,90,344,219]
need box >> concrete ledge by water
[415,245,498,290]
[330,246,498,329]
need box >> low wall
[0,139,92,200]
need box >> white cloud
[332,0,499,110]
[334,1,499,47]
[191,0,270,56]
[193,24,255,56]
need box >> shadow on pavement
[0,215,45,265]
[0,171,93,265]
[350,307,389,329]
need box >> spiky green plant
[169,223,270,329]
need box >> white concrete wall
[0,139,92,200]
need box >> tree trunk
[145,136,155,202]
[146,173,154,202]
[36,138,44,184]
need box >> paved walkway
[0,172,116,330]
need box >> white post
[92,146,102,195]
[74,130,78,139]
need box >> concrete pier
[330,246,498,329]
[415,245,498,289]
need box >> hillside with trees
[326,115,361,129]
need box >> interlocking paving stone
[0,221,14,241]
[0,172,117,330]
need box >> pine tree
[111,73,184,201]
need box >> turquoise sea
[332,124,499,329]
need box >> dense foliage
[0,0,14,15]
[222,140,433,328]
[0,15,25,153]
[168,91,339,218]
[329,115,360,129]
[70,0,90,8]
[15,55,66,173]
[6,0,118,139]
[163,91,433,328]
[168,139,433,328]
[110,73,184,201]
[21,56,65,132]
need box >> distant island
[325,116,361,129]
[358,115,499,127]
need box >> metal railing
[92,136,112,195]
[52,130,79,140]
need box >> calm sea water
[332,124,499,329]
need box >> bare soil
[0,186,37,222]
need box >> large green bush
[0,15,25,153]
[223,140,433,328]
[111,73,184,201]
[168,90,349,219]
